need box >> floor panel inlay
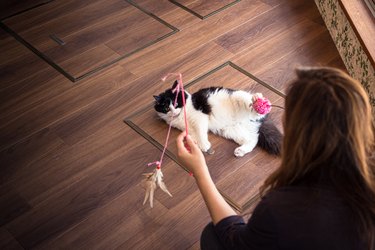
[169,0,241,19]
[1,0,179,82]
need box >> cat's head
[153,80,188,118]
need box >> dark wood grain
[215,0,321,54]
[231,20,328,93]
[5,131,165,248]
[0,190,32,227]
[0,0,345,249]
[0,0,50,20]
[171,0,239,18]
[3,0,176,79]
[0,228,23,250]
[119,0,271,75]
[134,0,201,29]
[4,0,131,43]
[119,191,210,249]
[0,65,135,151]
[2,0,95,31]
[0,128,64,187]
[3,125,142,207]
[236,31,345,94]
[35,159,199,249]
[0,33,53,88]
[35,184,170,249]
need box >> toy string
[271,104,284,110]
[148,73,189,169]
[166,73,189,136]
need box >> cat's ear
[172,80,179,90]
[153,95,161,103]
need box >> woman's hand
[176,131,237,224]
[176,132,208,178]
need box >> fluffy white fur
[157,89,266,157]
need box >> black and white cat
[153,81,282,157]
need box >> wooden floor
[0,0,346,249]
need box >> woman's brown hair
[260,67,375,248]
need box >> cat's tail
[257,116,283,156]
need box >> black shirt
[214,186,368,250]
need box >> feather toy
[142,73,187,208]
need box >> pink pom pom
[253,96,271,115]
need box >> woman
[176,67,375,250]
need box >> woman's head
[280,67,374,187]
[261,67,375,248]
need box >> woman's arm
[176,132,237,224]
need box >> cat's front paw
[199,141,213,154]
[234,147,247,157]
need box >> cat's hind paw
[205,147,215,155]
[234,147,248,157]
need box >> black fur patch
[192,87,233,114]
[257,115,283,156]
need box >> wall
[315,0,375,117]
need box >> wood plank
[0,33,52,88]
[0,228,23,250]
[35,157,198,249]
[187,240,201,250]
[328,55,347,70]
[217,150,281,211]
[172,0,239,18]
[120,0,271,75]
[35,184,169,249]
[240,31,342,94]
[0,68,68,127]
[0,26,8,39]
[215,0,322,54]
[105,17,174,56]
[2,0,96,32]
[134,0,201,30]
[4,0,176,79]
[119,190,210,249]
[0,65,136,151]
[0,189,32,227]
[231,19,327,93]
[38,6,156,62]
[7,0,130,44]
[4,134,179,248]
[0,0,49,20]
[259,0,282,7]
[3,123,136,207]
[59,44,120,77]
[0,128,64,186]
